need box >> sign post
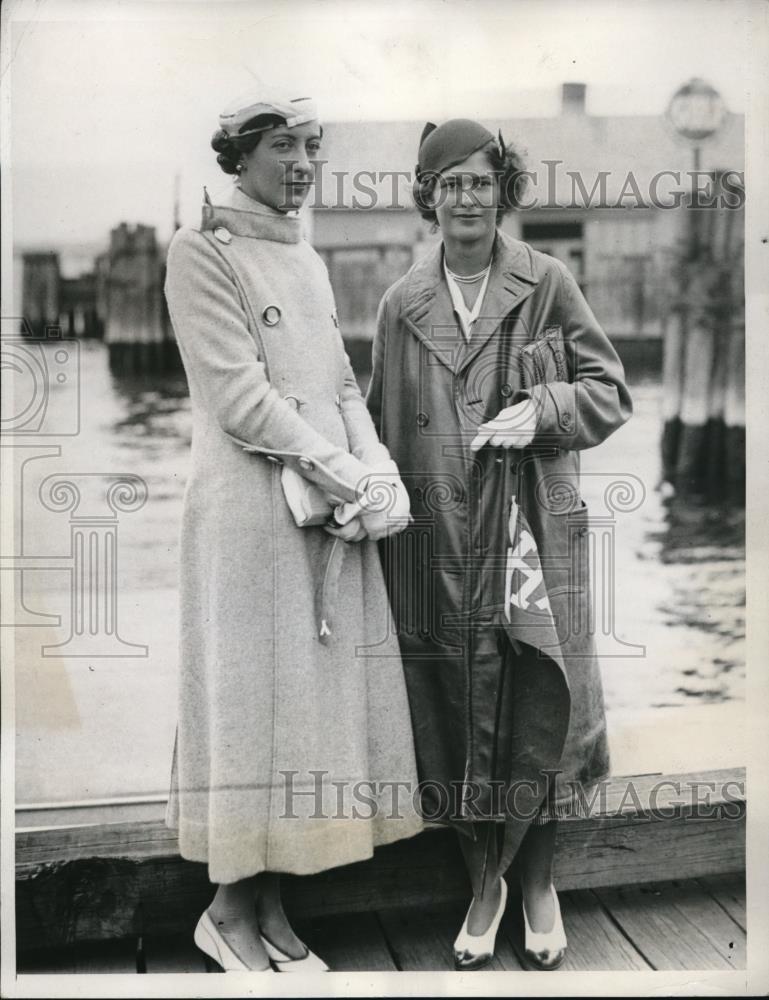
[666,77,727,256]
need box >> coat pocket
[520,325,569,387]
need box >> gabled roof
[311,112,744,209]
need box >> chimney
[562,82,586,115]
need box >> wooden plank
[378,904,457,972]
[72,939,139,973]
[505,890,650,972]
[595,881,746,971]
[16,768,745,869]
[558,891,651,971]
[499,883,649,971]
[666,879,746,967]
[141,933,209,973]
[15,768,745,951]
[293,911,397,972]
[553,809,745,890]
[16,948,77,974]
[697,874,746,931]
[379,898,523,972]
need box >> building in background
[14,83,744,379]
[311,83,744,372]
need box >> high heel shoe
[453,877,508,971]
[521,883,567,970]
[193,909,274,972]
[260,931,330,972]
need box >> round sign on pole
[667,77,727,142]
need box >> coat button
[500,382,513,398]
[262,305,281,326]
[213,226,232,244]
[298,456,314,472]
[416,412,429,427]
[560,412,573,428]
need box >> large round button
[561,413,573,428]
[416,412,429,427]
[213,226,232,245]
[500,382,513,398]
[262,305,281,326]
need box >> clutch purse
[519,325,568,387]
[281,465,335,527]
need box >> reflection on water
[104,350,745,711]
[10,340,746,807]
[16,342,747,715]
[111,375,191,443]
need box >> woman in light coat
[163,92,422,973]
[366,119,632,970]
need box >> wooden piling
[102,224,180,376]
[660,189,744,504]
[20,252,60,337]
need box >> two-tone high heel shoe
[521,883,567,970]
[194,908,330,972]
[260,931,330,972]
[193,909,274,972]
[453,878,508,970]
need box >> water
[10,341,745,808]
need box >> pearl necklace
[444,261,492,284]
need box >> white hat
[218,92,319,138]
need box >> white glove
[323,515,367,542]
[333,461,411,541]
[471,397,538,451]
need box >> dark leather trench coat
[366,230,632,872]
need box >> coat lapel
[400,232,540,376]
[401,244,465,374]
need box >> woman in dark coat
[365,119,632,970]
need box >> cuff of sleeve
[329,450,376,500]
[513,382,576,440]
[359,444,397,471]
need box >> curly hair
[412,139,528,223]
[210,113,286,175]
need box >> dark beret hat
[416,118,496,176]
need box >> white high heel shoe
[453,877,508,971]
[260,931,330,972]
[521,883,567,970]
[193,909,274,972]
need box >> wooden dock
[15,767,746,974]
[17,875,745,974]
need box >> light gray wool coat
[164,184,423,884]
